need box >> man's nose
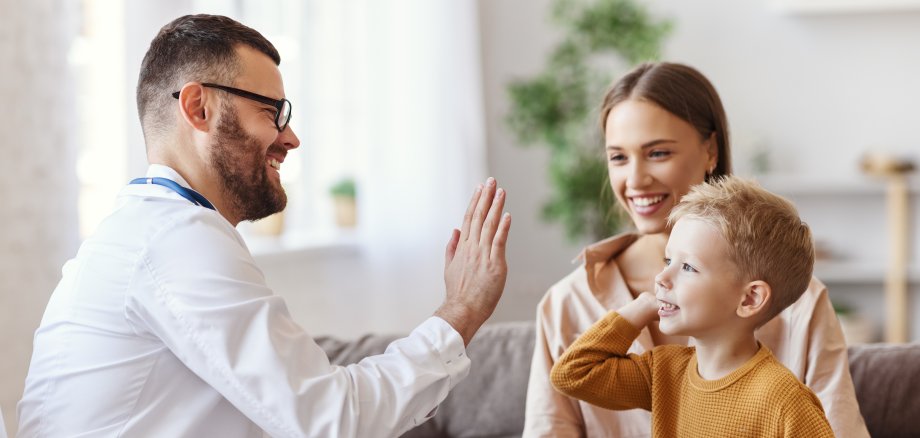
[277,125,300,150]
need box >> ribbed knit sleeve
[781,386,836,437]
[550,311,836,436]
[550,311,654,411]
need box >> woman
[523,62,868,438]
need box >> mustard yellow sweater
[550,312,834,437]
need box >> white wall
[644,0,920,175]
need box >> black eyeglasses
[172,83,292,132]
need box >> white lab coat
[18,165,470,438]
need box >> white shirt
[18,164,470,438]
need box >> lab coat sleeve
[124,211,469,438]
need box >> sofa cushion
[316,322,533,438]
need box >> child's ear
[737,280,771,320]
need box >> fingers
[490,212,511,262]
[479,187,506,249]
[467,177,497,242]
[459,185,483,242]
[444,228,460,270]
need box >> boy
[550,176,834,437]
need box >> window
[73,0,359,248]
[72,0,127,238]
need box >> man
[18,14,511,437]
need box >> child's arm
[550,292,660,411]
[782,389,836,437]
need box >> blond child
[550,176,834,437]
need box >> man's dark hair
[136,14,280,142]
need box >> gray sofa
[317,321,920,438]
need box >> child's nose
[655,271,671,292]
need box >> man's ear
[176,82,211,133]
[737,280,771,320]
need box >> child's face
[655,217,748,338]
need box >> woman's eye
[649,150,671,159]
[681,263,698,273]
[608,153,626,163]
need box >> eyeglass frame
[171,83,292,132]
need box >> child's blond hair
[669,176,814,323]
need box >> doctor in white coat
[18,14,512,438]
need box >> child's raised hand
[617,291,660,329]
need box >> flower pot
[333,196,356,228]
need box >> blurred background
[1,0,919,433]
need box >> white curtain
[0,0,80,432]
[348,0,488,331]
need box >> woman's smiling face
[604,98,717,236]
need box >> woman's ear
[706,132,718,173]
[176,82,211,133]
[737,280,771,320]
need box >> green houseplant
[506,0,671,242]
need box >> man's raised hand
[436,177,511,346]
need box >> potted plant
[505,0,671,242]
[330,177,357,228]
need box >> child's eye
[681,263,698,273]
[663,257,671,266]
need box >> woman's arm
[523,298,587,437]
[801,282,869,438]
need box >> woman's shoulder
[537,262,599,314]
[536,233,642,330]
[785,276,830,315]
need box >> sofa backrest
[847,341,920,438]
[317,321,920,438]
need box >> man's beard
[210,105,287,222]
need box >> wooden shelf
[770,0,920,14]
[815,261,920,284]
[753,174,920,196]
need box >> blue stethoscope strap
[129,177,216,211]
